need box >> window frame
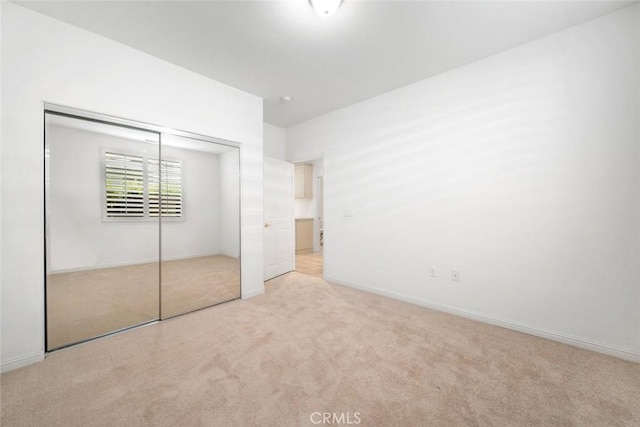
[100,147,184,223]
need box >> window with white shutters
[104,152,145,218]
[148,158,183,218]
[103,151,183,220]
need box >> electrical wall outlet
[451,270,460,281]
[429,267,436,278]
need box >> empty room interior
[1,0,639,425]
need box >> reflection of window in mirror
[148,158,182,219]
[102,149,183,222]
[45,106,242,351]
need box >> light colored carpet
[3,272,639,426]
[47,255,240,350]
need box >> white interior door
[264,157,294,281]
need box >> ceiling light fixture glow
[309,0,343,17]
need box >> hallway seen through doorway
[295,251,323,278]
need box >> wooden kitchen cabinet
[294,164,313,199]
[295,218,313,252]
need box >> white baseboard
[242,287,265,300]
[1,352,44,373]
[327,277,640,363]
[50,253,236,274]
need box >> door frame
[290,153,326,279]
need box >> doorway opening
[293,159,324,279]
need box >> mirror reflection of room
[45,112,240,351]
[159,134,240,319]
[46,113,161,350]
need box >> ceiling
[18,1,637,128]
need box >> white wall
[1,2,264,371]
[162,143,225,261]
[263,123,286,160]
[287,5,640,360]
[48,124,225,272]
[48,125,162,271]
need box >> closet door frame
[43,103,242,352]
[44,103,241,149]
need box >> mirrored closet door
[159,134,240,318]
[45,108,241,351]
[45,112,161,350]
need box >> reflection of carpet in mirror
[47,255,240,350]
[161,255,240,319]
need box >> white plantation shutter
[148,159,160,217]
[104,152,145,217]
[104,152,182,220]
[148,158,183,218]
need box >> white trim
[289,153,325,165]
[327,277,640,363]
[44,103,241,150]
[289,153,326,271]
[0,352,45,373]
[241,287,265,299]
